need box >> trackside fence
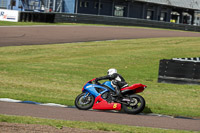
[19,12,200,32]
[158,58,200,85]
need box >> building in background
[0,0,200,25]
[0,0,65,12]
[0,0,7,9]
[194,11,200,25]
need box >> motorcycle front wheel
[122,94,145,114]
[75,93,95,110]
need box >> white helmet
[107,68,117,75]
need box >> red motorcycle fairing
[121,83,147,93]
[92,95,121,110]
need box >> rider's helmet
[107,68,117,75]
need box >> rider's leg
[111,81,122,98]
[114,86,122,98]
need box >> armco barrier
[54,13,200,32]
[158,58,200,85]
[19,12,200,32]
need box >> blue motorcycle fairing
[82,82,113,98]
[102,81,115,91]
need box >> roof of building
[136,0,200,10]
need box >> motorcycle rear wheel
[122,94,145,114]
[75,93,95,110]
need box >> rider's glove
[94,78,98,83]
[94,78,100,84]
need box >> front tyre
[75,93,95,110]
[122,94,145,114]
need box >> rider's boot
[113,87,122,101]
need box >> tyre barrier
[158,58,200,85]
[19,12,55,23]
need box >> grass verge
[0,37,200,117]
[0,114,196,133]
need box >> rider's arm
[96,73,118,81]
[95,75,111,81]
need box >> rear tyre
[122,94,145,114]
[75,93,95,110]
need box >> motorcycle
[75,78,147,114]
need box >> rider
[94,68,128,99]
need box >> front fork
[80,92,92,105]
[84,92,90,98]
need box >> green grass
[0,37,200,117]
[0,21,51,26]
[0,114,197,133]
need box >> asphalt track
[0,102,200,131]
[1,25,200,47]
[0,25,200,131]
